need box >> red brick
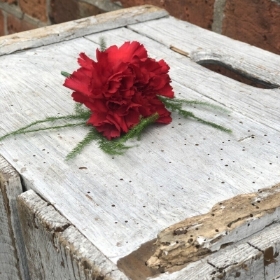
[78,1,103,18]
[50,0,78,24]
[113,0,215,29]
[222,0,280,55]
[7,14,37,34]
[18,0,48,22]
[0,9,5,36]
[50,0,103,24]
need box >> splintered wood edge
[17,189,129,280]
[147,183,280,270]
[0,5,168,56]
[0,155,29,280]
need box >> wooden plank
[155,244,262,280]
[0,5,168,56]
[128,18,280,132]
[248,223,280,279]
[128,16,280,86]
[0,155,29,280]
[0,28,279,266]
[152,259,217,280]
[17,189,129,280]
[146,183,280,271]
[153,224,280,279]
[207,243,263,280]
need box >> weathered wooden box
[1,5,280,280]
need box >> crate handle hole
[197,60,278,89]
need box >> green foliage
[61,71,70,78]
[0,91,231,159]
[65,113,159,159]
[160,97,231,133]
[0,113,90,142]
[99,37,107,52]
[66,128,102,160]
[162,98,229,113]
[99,113,159,155]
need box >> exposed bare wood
[147,183,280,271]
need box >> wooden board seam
[0,5,168,56]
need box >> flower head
[64,41,174,139]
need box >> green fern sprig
[99,37,107,52]
[65,113,159,158]
[16,122,86,135]
[66,128,103,160]
[0,113,90,142]
[160,97,231,133]
[99,113,159,155]
[161,97,229,112]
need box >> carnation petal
[158,83,175,98]
[78,53,94,70]
[107,41,147,65]
[64,73,91,96]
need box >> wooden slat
[155,243,263,280]
[128,17,280,86]
[0,155,29,280]
[0,5,168,56]
[248,223,280,279]
[146,183,280,271]
[128,18,280,132]
[154,222,280,279]
[17,189,129,280]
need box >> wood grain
[146,183,280,270]
[17,189,129,280]
[128,17,280,131]
[154,223,280,279]
[0,155,29,280]
[0,5,168,56]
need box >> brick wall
[114,0,280,55]
[0,0,121,36]
[1,0,280,55]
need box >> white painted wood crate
[1,5,280,280]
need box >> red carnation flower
[64,41,174,139]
